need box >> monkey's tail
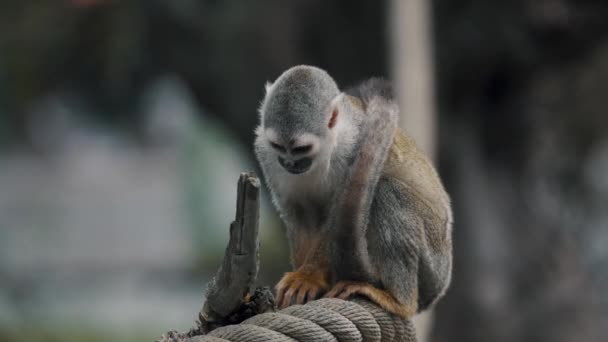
[345,77,395,106]
[331,95,399,281]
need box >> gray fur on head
[260,65,340,141]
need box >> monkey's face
[255,65,340,178]
[262,129,323,175]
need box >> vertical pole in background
[389,0,437,160]
[389,0,437,341]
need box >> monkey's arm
[275,228,331,308]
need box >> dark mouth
[278,156,312,174]
[285,167,307,174]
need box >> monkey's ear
[264,81,274,94]
[328,108,339,129]
[328,94,344,129]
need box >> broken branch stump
[203,172,261,320]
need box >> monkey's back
[384,129,451,225]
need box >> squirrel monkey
[254,65,452,318]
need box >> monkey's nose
[279,156,294,168]
[278,156,312,174]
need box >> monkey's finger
[323,288,339,298]
[296,283,310,305]
[323,282,346,298]
[275,274,292,292]
[323,285,337,298]
[307,286,321,302]
[282,282,301,308]
[337,288,355,300]
[338,284,365,300]
[276,290,285,308]
[281,292,294,308]
[276,284,288,308]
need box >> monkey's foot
[324,281,416,318]
[275,270,328,309]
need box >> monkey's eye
[292,145,312,155]
[269,141,286,152]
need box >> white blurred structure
[0,76,255,336]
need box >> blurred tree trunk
[389,0,437,341]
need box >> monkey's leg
[324,281,417,319]
[276,234,330,308]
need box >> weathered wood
[202,172,261,320]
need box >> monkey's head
[255,65,355,178]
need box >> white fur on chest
[270,161,331,205]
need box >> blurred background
[0,0,607,341]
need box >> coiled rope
[164,298,416,342]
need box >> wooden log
[202,172,261,322]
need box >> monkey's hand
[275,269,329,309]
[324,281,417,319]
